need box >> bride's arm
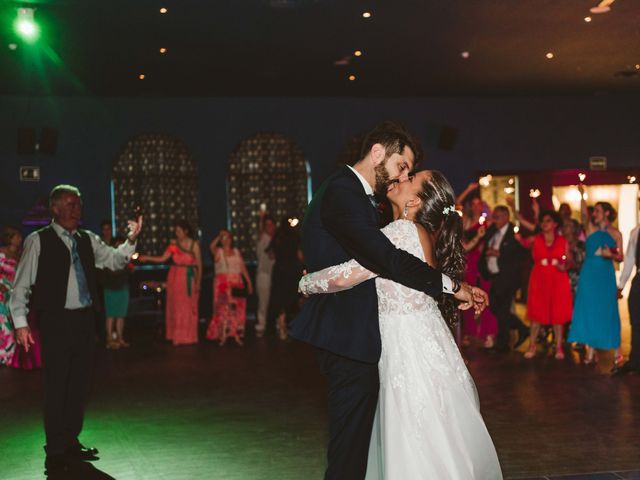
[299,259,377,295]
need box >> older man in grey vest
[10,184,142,475]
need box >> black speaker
[17,128,37,154]
[40,128,58,155]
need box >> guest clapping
[523,211,573,360]
[139,220,202,346]
[206,230,253,346]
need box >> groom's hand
[470,286,489,315]
[453,282,475,311]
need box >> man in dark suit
[290,122,487,480]
[479,205,529,352]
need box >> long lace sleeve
[299,259,377,295]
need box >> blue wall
[1,95,639,243]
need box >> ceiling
[1,0,639,96]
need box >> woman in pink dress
[459,195,498,348]
[0,226,42,369]
[206,230,253,346]
[140,220,202,346]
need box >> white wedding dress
[300,220,503,479]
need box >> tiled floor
[1,324,639,479]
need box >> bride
[299,170,502,479]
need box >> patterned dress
[206,248,247,341]
[0,253,17,365]
[165,242,199,345]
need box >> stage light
[160,7,168,14]
[546,52,554,59]
[8,43,17,50]
[529,189,541,199]
[354,50,362,57]
[14,8,39,43]
[362,12,372,18]
[578,172,586,182]
[628,175,637,184]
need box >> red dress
[165,243,199,345]
[527,234,573,325]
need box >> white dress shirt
[9,221,136,329]
[618,225,639,290]
[486,223,509,275]
[346,165,455,294]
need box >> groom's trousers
[317,349,379,480]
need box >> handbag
[231,279,248,298]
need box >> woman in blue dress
[568,198,623,364]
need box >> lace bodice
[299,219,438,317]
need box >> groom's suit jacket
[290,166,443,363]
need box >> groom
[291,121,488,479]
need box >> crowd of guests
[456,182,638,374]
[0,183,636,371]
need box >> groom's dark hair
[359,121,422,165]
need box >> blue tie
[65,231,92,306]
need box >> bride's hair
[414,171,466,328]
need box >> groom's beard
[374,161,391,199]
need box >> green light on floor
[14,8,40,43]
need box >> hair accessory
[442,205,456,216]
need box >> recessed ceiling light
[546,52,554,59]
[159,47,167,54]
[354,50,362,57]
[139,74,145,80]
[584,16,592,22]
[461,51,470,59]
[362,12,372,18]
[636,64,640,70]
[348,74,356,81]
[160,7,168,14]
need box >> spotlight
[628,175,637,184]
[160,7,168,14]
[461,51,470,59]
[362,11,372,18]
[139,74,146,80]
[546,52,554,59]
[354,50,362,57]
[8,43,17,50]
[348,74,356,81]
[584,16,592,22]
[14,8,39,43]
[529,189,541,199]
[159,47,167,54]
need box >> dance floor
[1,323,639,480]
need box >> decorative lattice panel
[112,134,198,255]
[228,133,309,262]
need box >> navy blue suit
[290,166,443,479]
